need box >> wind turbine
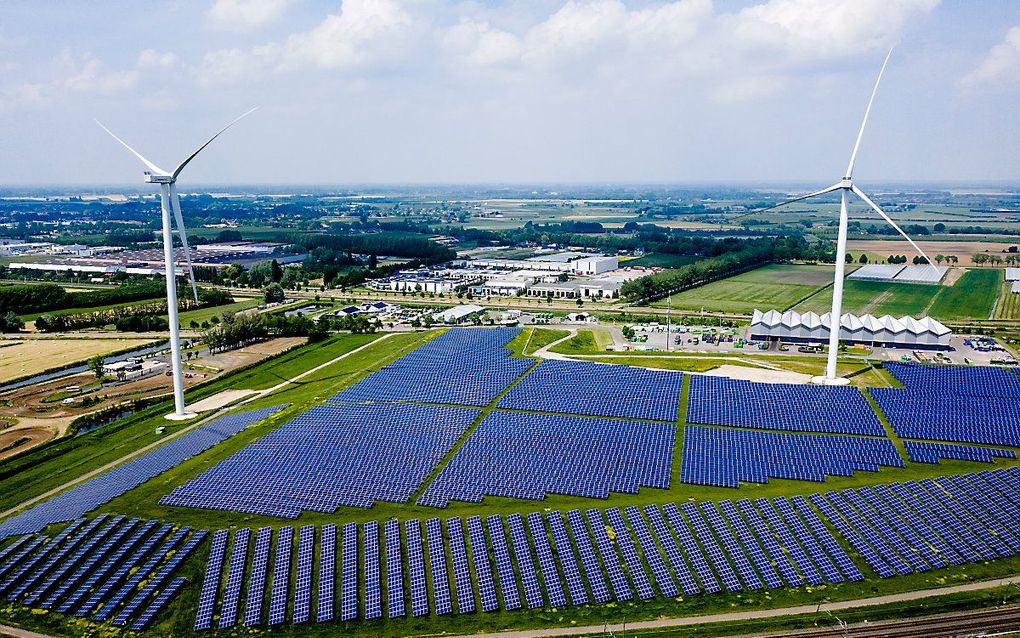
[96,108,257,419]
[749,49,931,385]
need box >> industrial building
[749,309,952,349]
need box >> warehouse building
[749,309,952,349]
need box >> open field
[0,337,153,383]
[927,269,1001,320]
[994,280,1020,319]
[845,239,1020,265]
[178,297,261,326]
[624,253,702,268]
[650,264,838,314]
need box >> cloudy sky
[1,0,1019,186]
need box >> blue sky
[1,0,1018,186]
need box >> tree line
[0,281,167,316]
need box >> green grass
[548,328,613,354]
[626,253,701,268]
[177,297,261,326]
[505,327,571,356]
[994,280,1020,319]
[928,269,1000,320]
[650,264,837,314]
[20,298,163,322]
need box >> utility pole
[666,294,671,352]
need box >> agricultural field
[178,297,262,327]
[845,239,1020,265]
[650,264,837,314]
[623,253,701,268]
[0,336,154,384]
[994,281,1020,320]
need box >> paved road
[441,577,1020,638]
[0,333,394,521]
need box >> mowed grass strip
[650,264,836,314]
[797,279,939,317]
[548,329,613,354]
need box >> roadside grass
[549,328,613,354]
[505,326,571,357]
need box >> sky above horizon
[1,0,1019,186]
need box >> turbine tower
[752,49,931,385]
[96,108,257,419]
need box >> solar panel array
[904,441,1016,464]
[163,403,480,516]
[0,405,287,538]
[0,517,204,628]
[330,327,532,406]
[873,363,1020,446]
[687,375,884,435]
[419,411,674,507]
[498,359,683,421]
[681,425,903,487]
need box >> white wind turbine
[96,108,257,419]
[751,49,931,385]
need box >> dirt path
[0,334,394,522]
[441,576,1020,638]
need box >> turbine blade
[169,184,199,303]
[845,48,893,179]
[171,107,258,180]
[851,184,932,264]
[94,120,168,175]
[735,183,843,219]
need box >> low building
[749,309,951,349]
[579,280,623,299]
[527,281,582,299]
[433,304,485,324]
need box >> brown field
[846,239,1019,265]
[0,426,54,460]
[0,337,153,383]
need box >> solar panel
[507,514,543,609]
[76,523,174,618]
[113,530,207,627]
[675,503,741,592]
[526,512,567,607]
[293,525,314,624]
[445,517,474,614]
[604,508,656,599]
[890,483,979,564]
[856,486,945,569]
[243,527,272,626]
[129,576,188,631]
[425,518,452,615]
[917,479,1006,558]
[485,515,521,611]
[0,517,92,599]
[25,515,124,606]
[364,521,382,620]
[317,523,336,623]
[585,509,632,601]
[623,506,679,598]
[838,489,923,573]
[195,529,229,630]
[787,496,862,581]
[734,500,803,587]
[384,519,405,618]
[697,502,763,590]
[717,501,783,589]
[466,516,498,612]
[644,504,709,595]
[268,526,293,626]
[218,528,250,629]
[45,518,141,611]
[405,520,429,618]
[752,499,823,586]
[546,511,590,605]
[340,522,358,621]
[808,493,895,578]
[565,509,610,603]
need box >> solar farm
[1,327,1020,638]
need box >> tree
[858,254,868,264]
[935,254,945,265]
[87,355,105,380]
[934,222,946,232]
[845,253,854,264]
[263,283,286,304]
[0,311,24,333]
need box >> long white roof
[751,309,950,336]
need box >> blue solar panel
[939,476,1020,553]
[855,487,944,569]
[294,525,314,624]
[498,359,683,421]
[129,576,187,631]
[331,328,531,406]
[485,515,520,610]
[733,500,802,587]
[25,515,124,605]
[717,501,783,589]
[809,493,896,578]
[620,507,676,598]
[0,407,287,539]
[420,411,674,506]
[445,517,474,614]
[218,528,250,629]
[645,504,710,595]
[317,524,336,623]
[686,375,884,435]
[752,499,823,586]
[364,522,382,620]
[870,485,959,566]
[467,516,498,612]
[698,502,763,590]
[0,517,90,598]
[546,511,589,605]
[243,527,272,626]
[268,526,293,626]
[195,529,229,630]
[904,441,1016,464]
[917,479,1006,558]
[114,531,207,627]
[890,483,979,564]
[507,514,543,609]
[677,502,742,592]
[839,489,927,572]
[604,508,655,599]
[384,519,405,618]
[44,518,140,610]
[787,496,863,581]
[565,509,610,603]
[681,426,903,488]
[425,518,452,615]
[585,509,632,601]
[340,522,358,621]
[526,512,567,607]
[405,520,429,618]
[76,523,174,618]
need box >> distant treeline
[0,281,167,316]
[33,288,232,332]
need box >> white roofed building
[750,309,951,349]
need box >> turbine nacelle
[839,178,853,189]
[144,173,174,184]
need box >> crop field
[0,336,154,383]
[845,239,1020,265]
[650,264,837,314]
[178,297,262,326]
[994,281,1020,320]
[2,328,1020,638]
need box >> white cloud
[444,19,522,67]
[206,0,292,32]
[137,49,177,70]
[961,25,1020,88]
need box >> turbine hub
[144,172,174,184]
[840,178,853,189]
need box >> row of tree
[0,281,167,316]
[973,253,1020,266]
[34,287,232,332]
[202,310,330,353]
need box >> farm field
[0,336,154,383]
[650,264,837,314]
[624,252,701,268]
[845,239,1019,265]
[994,280,1020,319]
[177,296,261,326]
[927,269,1001,320]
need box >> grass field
[650,264,837,314]
[2,327,1020,638]
[927,269,1000,320]
[994,280,1020,319]
[0,337,154,383]
[625,253,701,268]
[177,297,262,326]
[548,328,613,354]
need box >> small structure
[750,309,951,349]
[433,304,485,324]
